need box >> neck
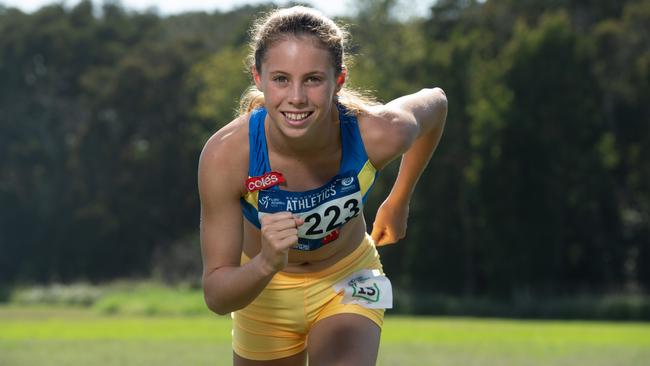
[266,106,340,158]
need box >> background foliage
[0,0,648,315]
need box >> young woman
[198,6,447,366]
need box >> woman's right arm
[198,122,298,315]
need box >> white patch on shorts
[332,269,393,309]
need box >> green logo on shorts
[351,282,381,303]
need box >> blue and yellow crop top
[240,105,378,251]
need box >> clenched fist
[258,212,304,273]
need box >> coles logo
[246,172,285,192]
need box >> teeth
[284,112,310,121]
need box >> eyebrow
[268,70,327,77]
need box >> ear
[252,66,262,90]
[335,67,347,93]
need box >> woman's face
[254,36,341,140]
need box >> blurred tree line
[0,0,648,312]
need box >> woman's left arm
[368,87,448,246]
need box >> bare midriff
[242,214,367,273]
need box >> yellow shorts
[232,234,386,361]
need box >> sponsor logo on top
[246,171,285,192]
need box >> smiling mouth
[282,111,313,122]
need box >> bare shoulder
[198,115,250,199]
[357,105,418,170]
[357,88,447,169]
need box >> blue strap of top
[248,107,272,180]
[337,104,368,174]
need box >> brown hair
[238,6,377,116]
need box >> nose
[288,82,307,106]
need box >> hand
[258,212,304,274]
[370,199,409,246]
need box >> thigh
[307,313,381,366]
[231,273,308,361]
[234,351,306,366]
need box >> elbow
[202,265,251,315]
[204,295,225,315]
[209,305,231,316]
[423,86,446,99]
[430,87,448,110]
[202,275,237,315]
[434,86,446,97]
[420,87,448,111]
[428,88,448,128]
[203,291,235,315]
[438,88,448,111]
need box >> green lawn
[1,306,649,366]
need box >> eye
[272,75,288,83]
[305,76,323,85]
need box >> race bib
[257,172,363,251]
[333,269,393,309]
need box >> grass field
[1,305,649,366]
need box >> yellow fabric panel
[357,160,377,196]
[242,188,259,209]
